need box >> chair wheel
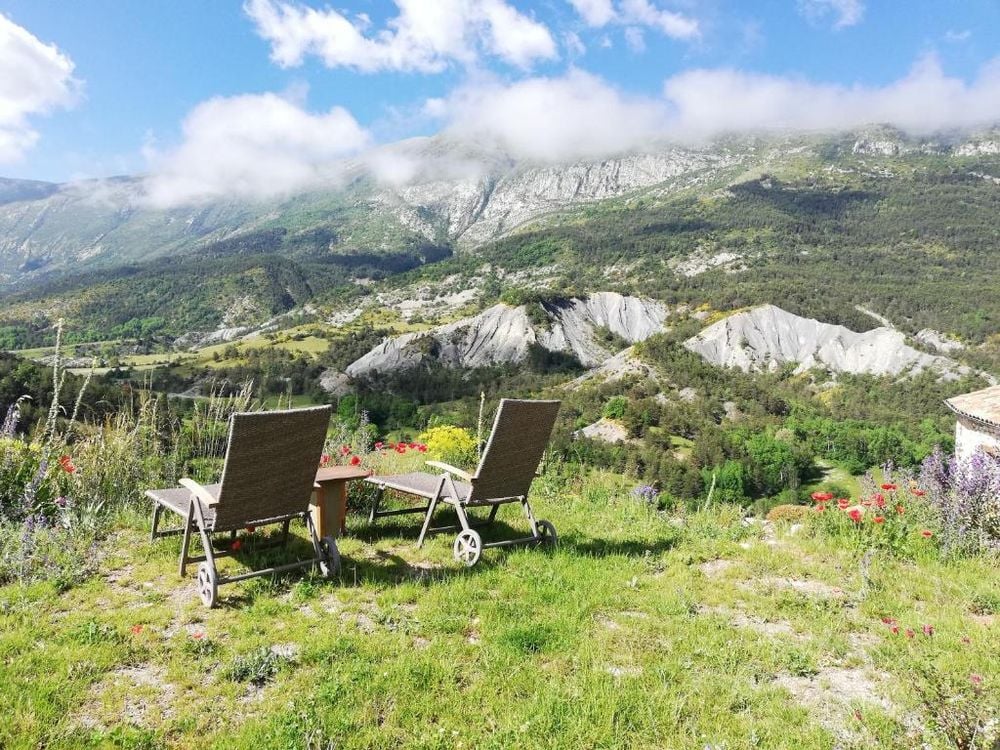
[197,562,217,608]
[319,536,340,580]
[453,529,482,567]
[536,519,557,547]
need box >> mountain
[344,292,669,379]
[683,304,963,377]
[3,126,997,286]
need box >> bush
[602,396,628,421]
[417,425,478,467]
[766,504,811,523]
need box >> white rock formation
[915,329,964,354]
[684,304,961,377]
[574,419,630,444]
[346,292,669,378]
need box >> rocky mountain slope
[344,292,669,379]
[2,126,997,285]
[684,305,963,378]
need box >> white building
[945,385,1000,461]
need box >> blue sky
[1,0,998,195]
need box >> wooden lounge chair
[146,405,336,607]
[366,399,560,566]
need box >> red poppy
[848,508,863,523]
[872,515,885,524]
[340,445,351,455]
[814,504,827,513]
[912,488,926,497]
[320,454,331,465]
[837,498,850,509]
[861,500,873,507]
[905,628,915,639]
[810,491,834,503]
[922,624,934,636]
[350,455,361,466]
[231,539,241,552]
[191,631,205,640]
[873,494,886,508]
[374,441,384,450]
[881,616,896,625]
[880,483,897,491]
[890,624,899,634]
[896,505,905,515]
[395,445,406,454]
[417,444,428,453]
[408,442,418,449]
[970,674,983,687]
[59,455,76,474]
[921,529,933,539]
[130,624,143,635]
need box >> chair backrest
[211,406,331,529]
[469,399,560,503]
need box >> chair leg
[519,497,539,536]
[453,502,473,533]
[416,496,440,548]
[151,502,163,542]
[179,503,195,577]
[369,487,385,524]
[281,518,292,547]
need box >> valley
[2,127,997,514]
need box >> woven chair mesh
[369,472,470,501]
[211,406,331,530]
[470,399,560,503]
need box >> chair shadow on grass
[146,504,680,607]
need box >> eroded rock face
[684,304,961,377]
[345,292,669,378]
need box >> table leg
[310,484,326,538]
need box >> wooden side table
[312,466,371,538]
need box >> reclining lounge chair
[146,405,337,607]
[366,399,560,566]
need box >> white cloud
[624,27,645,53]
[432,69,669,162]
[662,54,1000,137]
[944,29,971,43]
[567,0,615,27]
[244,0,557,72]
[565,0,699,40]
[0,13,79,163]
[143,92,370,207]
[564,31,586,57]
[798,0,864,29]
[619,0,699,39]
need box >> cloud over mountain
[142,92,370,207]
[0,13,79,163]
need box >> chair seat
[366,472,471,502]
[146,484,220,526]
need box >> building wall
[954,417,1000,461]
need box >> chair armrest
[425,461,473,482]
[179,478,220,507]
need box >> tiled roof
[946,384,1000,427]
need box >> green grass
[1,470,997,749]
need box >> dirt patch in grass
[698,559,736,577]
[773,666,894,739]
[699,605,802,639]
[749,576,847,600]
[75,664,177,730]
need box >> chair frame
[146,406,337,607]
[366,399,560,566]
